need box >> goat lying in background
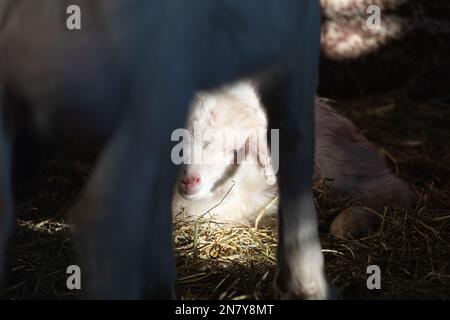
[173,81,414,237]
[1,1,328,299]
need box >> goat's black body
[0,0,327,299]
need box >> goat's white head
[175,82,276,200]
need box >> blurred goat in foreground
[173,81,414,237]
[0,1,329,299]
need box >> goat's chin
[178,188,212,201]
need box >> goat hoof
[276,271,337,300]
[330,206,379,239]
[280,283,338,300]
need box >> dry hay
[1,97,449,300]
[173,174,450,299]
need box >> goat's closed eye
[203,140,213,148]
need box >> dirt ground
[1,1,449,299]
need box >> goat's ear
[258,150,277,186]
[245,133,277,186]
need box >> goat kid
[173,82,278,227]
[173,81,414,237]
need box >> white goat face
[176,81,276,200]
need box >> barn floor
[1,91,448,300]
[1,4,450,299]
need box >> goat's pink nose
[182,175,201,187]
